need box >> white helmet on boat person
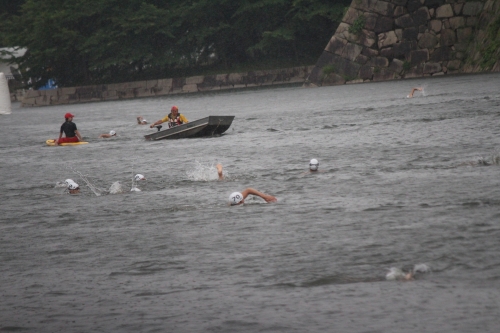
[309,159,319,171]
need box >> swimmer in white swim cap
[99,130,117,138]
[134,174,146,181]
[228,188,277,206]
[66,180,80,194]
[137,116,148,125]
[309,159,319,171]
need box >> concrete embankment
[306,0,500,86]
[19,66,313,107]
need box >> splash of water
[66,165,108,196]
[186,160,227,181]
[109,181,124,194]
[386,267,407,281]
[386,263,430,281]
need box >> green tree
[1,0,351,87]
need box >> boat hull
[144,116,234,141]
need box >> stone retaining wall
[307,0,500,86]
[21,66,312,107]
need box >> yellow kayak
[46,139,89,146]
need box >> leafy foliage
[348,15,365,35]
[1,0,351,87]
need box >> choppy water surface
[1,73,500,333]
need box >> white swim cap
[134,174,146,181]
[142,119,147,123]
[67,182,79,190]
[229,192,243,205]
[109,130,116,136]
[309,159,319,171]
[65,179,75,185]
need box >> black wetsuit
[60,121,78,137]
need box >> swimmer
[228,188,277,206]
[407,87,423,98]
[131,174,146,192]
[216,163,224,180]
[386,268,414,281]
[65,179,80,194]
[137,116,148,125]
[309,159,319,172]
[134,174,146,181]
[99,130,116,138]
[386,263,430,281]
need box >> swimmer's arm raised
[241,188,277,203]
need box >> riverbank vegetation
[0,0,351,88]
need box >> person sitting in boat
[149,105,188,129]
[229,188,277,206]
[54,113,82,145]
[137,116,148,125]
[99,130,117,138]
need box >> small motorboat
[144,116,235,140]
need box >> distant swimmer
[65,179,80,194]
[131,174,147,192]
[54,113,83,145]
[99,130,116,138]
[216,163,224,180]
[150,105,188,129]
[386,263,430,281]
[137,116,148,125]
[134,174,146,181]
[407,87,423,98]
[302,159,321,175]
[309,159,319,172]
[130,174,146,192]
[229,188,277,206]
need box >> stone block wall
[21,66,313,107]
[306,0,500,87]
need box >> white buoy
[0,72,12,115]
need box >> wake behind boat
[144,115,235,140]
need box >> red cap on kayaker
[65,112,75,119]
[171,106,178,112]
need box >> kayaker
[99,130,117,138]
[149,105,188,129]
[137,116,148,125]
[54,113,82,145]
[229,188,277,206]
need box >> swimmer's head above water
[229,192,244,205]
[309,159,319,171]
[65,179,80,194]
